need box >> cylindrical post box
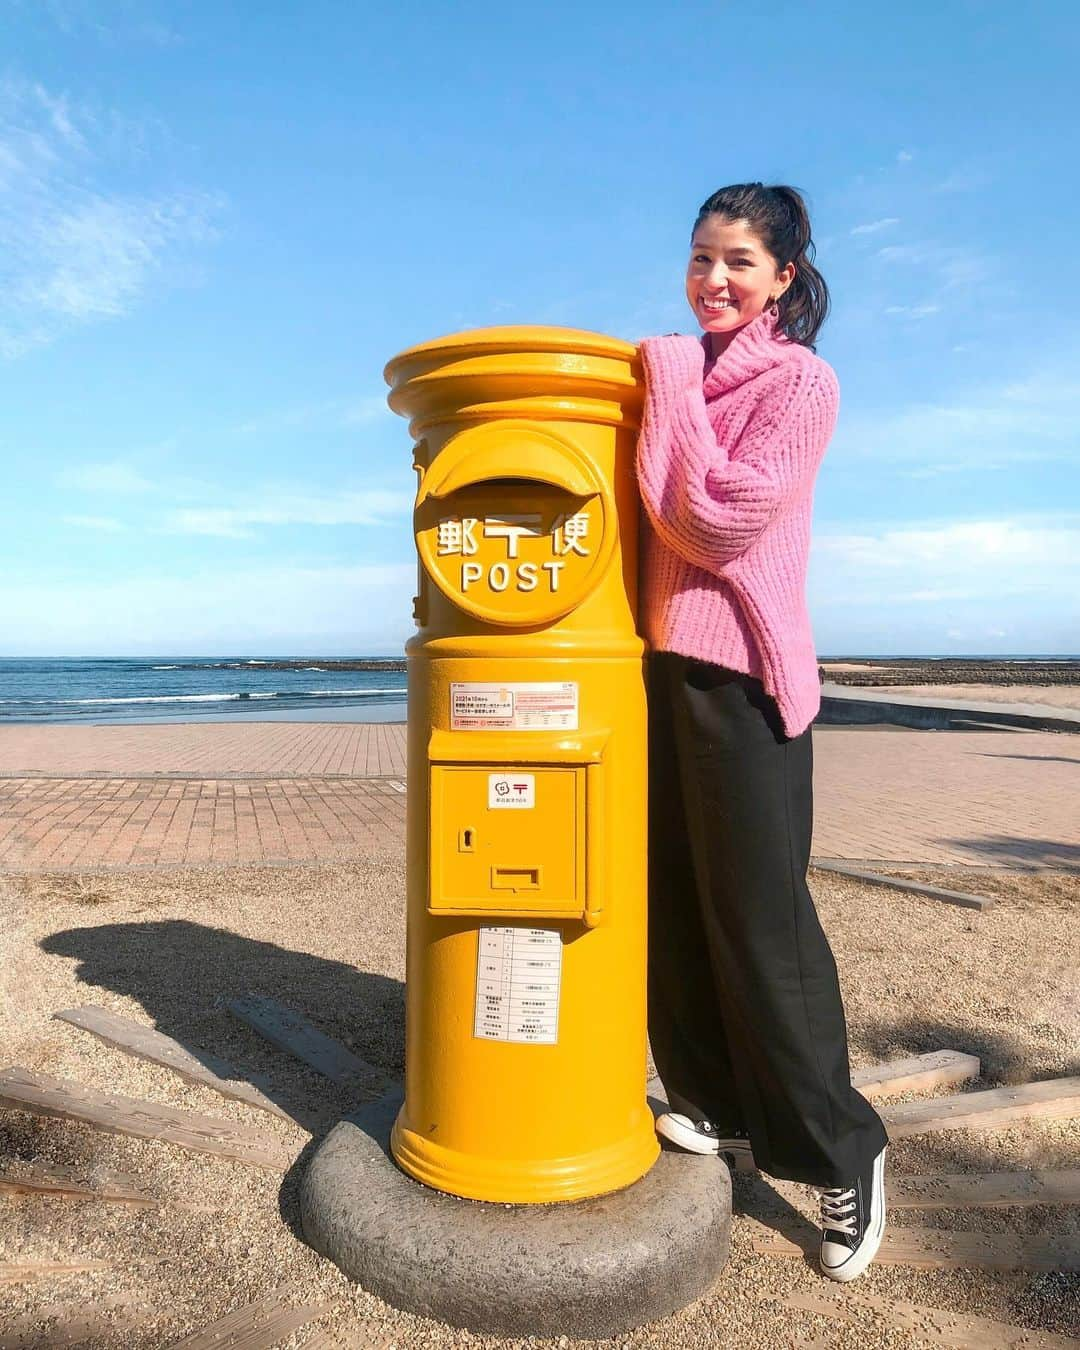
[384,326,657,1203]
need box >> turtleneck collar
[701,309,795,397]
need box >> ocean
[2,655,1075,726]
[0,659,409,725]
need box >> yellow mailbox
[384,326,657,1203]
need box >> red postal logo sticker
[488,773,535,809]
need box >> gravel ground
[1,859,1078,1348]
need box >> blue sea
[0,658,408,725]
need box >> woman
[636,182,889,1283]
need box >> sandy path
[882,683,1080,712]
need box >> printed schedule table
[474,926,562,1044]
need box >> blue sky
[2,0,1077,657]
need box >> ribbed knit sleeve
[635,334,838,575]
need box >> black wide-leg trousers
[647,651,888,1188]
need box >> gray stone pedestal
[299,1092,731,1339]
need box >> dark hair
[692,183,829,348]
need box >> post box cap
[384,325,642,434]
[385,324,638,374]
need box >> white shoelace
[818,1186,858,1236]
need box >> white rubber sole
[820,1146,887,1282]
[655,1112,755,1162]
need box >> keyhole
[460,828,475,852]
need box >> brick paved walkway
[0,776,407,871]
[0,722,1075,872]
[0,720,406,779]
[811,728,1078,870]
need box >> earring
[766,297,780,317]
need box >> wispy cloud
[343,395,394,425]
[850,218,899,236]
[54,457,412,537]
[833,350,1080,467]
[0,78,220,356]
[161,489,413,538]
[933,166,993,194]
[20,0,182,46]
[883,303,941,320]
[876,244,925,264]
[0,561,417,654]
[870,239,991,319]
[816,518,1080,577]
[55,461,154,493]
[61,514,127,531]
[237,394,393,437]
[810,516,1080,646]
[875,240,991,287]
[827,153,1000,327]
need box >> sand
[876,684,1080,713]
[1,860,1078,1348]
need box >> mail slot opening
[492,866,542,890]
[466,476,578,490]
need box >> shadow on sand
[39,919,405,1136]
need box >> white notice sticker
[488,773,535,809]
[474,926,562,1044]
[450,682,578,731]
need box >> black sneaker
[654,1112,755,1167]
[818,1144,887,1282]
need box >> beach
[1,706,1078,1346]
[846,683,1080,713]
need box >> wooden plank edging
[853,1050,981,1102]
[650,1048,982,1111]
[881,1077,1080,1137]
[0,1294,151,1349]
[0,1160,154,1207]
[228,995,386,1093]
[753,1224,1080,1272]
[0,1066,293,1171]
[163,1286,335,1350]
[889,1168,1080,1210]
[0,1260,111,1287]
[54,1004,293,1122]
[778,1289,1080,1349]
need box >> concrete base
[300,1092,731,1338]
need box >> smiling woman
[637,181,889,1285]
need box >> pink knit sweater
[635,309,839,738]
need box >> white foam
[152,665,179,670]
[307,688,403,696]
[31,694,249,706]
[0,687,405,709]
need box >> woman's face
[685,215,794,338]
